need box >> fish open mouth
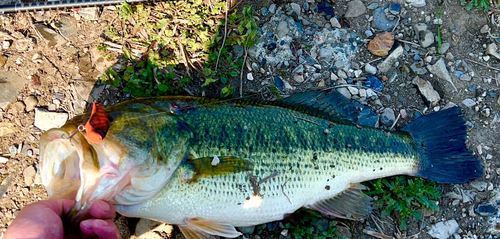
[40,127,132,211]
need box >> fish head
[40,122,129,209]
[40,105,191,220]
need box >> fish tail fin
[401,107,483,183]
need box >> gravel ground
[1,0,500,238]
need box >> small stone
[410,62,428,75]
[330,17,341,28]
[412,77,441,106]
[0,71,27,109]
[274,77,284,91]
[78,7,100,21]
[0,156,8,163]
[290,3,301,16]
[7,101,25,115]
[261,7,269,16]
[484,55,490,61]
[427,58,457,91]
[317,2,335,16]
[337,88,352,99]
[470,181,487,191]
[345,0,366,18]
[269,4,276,14]
[0,55,7,68]
[365,30,374,37]
[34,108,69,131]
[24,96,38,112]
[363,74,384,91]
[373,7,398,31]
[238,226,255,234]
[439,42,450,54]
[406,0,426,7]
[23,166,36,186]
[0,123,17,137]
[134,219,173,239]
[246,73,254,81]
[462,99,476,108]
[365,63,377,75]
[378,45,404,73]
[347,86,359,95]
[277,21,289,38]
[368,32,394,56]
[475,204,496,217]
[281,229,289,236]
[480,25,490,34]
[2,40,10,49]
[428,220,459,239]
[381,108,395,126]
[33,24,67,48]
[486,43,500,60]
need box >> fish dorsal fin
[307,183,372,220]
[278,90,377,126]
[179,218,242,238]
[181,156,253,182]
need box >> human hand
[4,198,121,239]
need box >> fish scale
[115,102,419,226]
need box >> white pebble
[247,73,254,81]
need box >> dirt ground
[0,0,500,238]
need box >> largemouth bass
[40,91,483,238]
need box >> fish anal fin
[178,224,217,239]
[184,156,253,182]
[182,218,241,238]
[307,183,372,220]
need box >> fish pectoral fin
[307,183,372,220]
[183,156,253,181]
[180,218,242,238]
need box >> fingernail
[80,220,92,230]
[96,201,110,212]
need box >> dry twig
[215,0,229,71]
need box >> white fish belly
[115,150,417,226]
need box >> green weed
[461,0,490,11]
[283,209,344,239]
[99,1,258,98]
[365,176,441,230]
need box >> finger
[80,219,121,239]
[89,200,116,219]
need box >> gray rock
[233,45,244,58]
[462,99,476,108]
[427,58,457,91]
[277,21,289,38]
[439,42,450,54]
[414,23,434,48]
[23,166,36,186]
[364,63,377,75]
[337,70,348,79]
[32,24,66,48]
[58,16,78,39]
[134,219,173,239]
[290,3,301,16]
[428,220,459,239]
[486,43,500,60]
[470,181,488,192]
[34,108,69,131]
[380,108,395,126]
[410,62,428,75]
[406,0,426,7]
[269,4,277,14]
[412,77,440,106]
[292,65,305,83]
[238,226,255,234]
[24,96,38,112]
[330,17,341,28]
[378,45,404,73]
[0,70,27,110]
[480,25,490,34]
[345,0,366,18]
[0,123,17,137]
[347,86,359,95]
[337,88,352,99]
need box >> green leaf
[202,78,218,87]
